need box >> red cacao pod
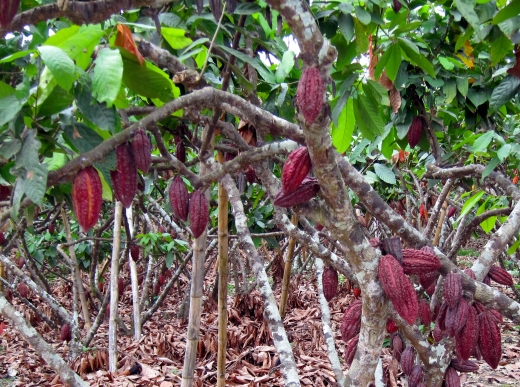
[0,232,5,246]
[392,0,402,13]
[0,0,20,29]
[60,323,72,342]
[16,257,25,269]
[463,268,476,280]
[118,278,124,296]
[169,175,189,222]
[274,177,320,207]
[386,319,398,333]
[17,282,29,298]
[436,302,448,331]
[432,324,445,342]
[48,223,55,235]
[0,185,11,201]
[130,243,140,261]
[455,303,478,361]
[418,299,432,327]
[418,271,438,294]
[420,245,435,255]
[483,274,491,285]
[450,358,479,372]
[344,334,359,367]
[478,311,502,369]
[131,128,152,174]
[322,266,338,301]
[158,274,165,285]
[245,166,256,185]
[401,248,441,275]
[445,298,469,337]
[189,190,209,238]
[176,141,186,163]
[489,309,503,323]
[488,265,514,286]
[353,287,361,298]
[111,142,138,208]
[391,334,403,361]
[401,346,415,375]
[154,282,160,295]
[281,147,312,194]
[340,300,362,342]
[297,67,323,124]
[447,206,456,218]
[444,272,462,308]
[444,367,460,387]
[408,116,423,148]
[378,255,418,325]
[409,365,424,387]
[72,166,103,232]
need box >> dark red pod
[169,175,189,222]
[189,190,209,238]
[0,0,20,29]
[297,67,324,124]
[131,128,152,174]
[281,147,312,194]
[274,177,320,207]
[72,166,103,232]
[111,142,138,208]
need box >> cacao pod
[392,0,402,13]
[391,334,403,361]
[401,248,441,275]
[473,301,487,314]
[0,0,20,29]
[408,365,424,387]
[154,281,161,295]
[60,323,72,342]
[418,299,432,327]
[450,358,479,372]
[158,274,165,285]
[130,243,140,261]
[176,141,186,163]
[72,166,103,232]
[297,67,324,124]
[455,303,478,361]
[436,302,448,331]
[118,278,124,297]
[418,271,438,294]
[357,215,367,227]
[488,265,514,286]
[340,300,362,342]
[273,177,320,207]
[322,266,338,301]
[420,245,435,255]
[353,287,361,298]
[478,311,501,369]
[245,166,256,185]
[381,237,403,264]
[408,116,423,148]
[444,272,462,308]
[344,334,359,366]
[401,346,415,375]
[0,185,11,201]
[444,367,460,387]
[447,206,456,218]
[17,283,29,298]
[489,309,503,323]
[189,190,209,238]
[378,254,418,325]
[432,324,445,342]
[209,0,222,22]
[445,298,469,336]
[483,274,491,285]
[386,319,398,333]
[16,258,25,269]
[111,143,138,208]
[281,147,312,194]
[463,268,476,280]
[169,175,189,222]
[0,232,5,246]
[131,128,152,174]
[48,223,55,235]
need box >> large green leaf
[275,51,295,83]
[219,45,275,84]
[373,163,396,184]
[331,98,355,153]
[161,28,193,49]
[353,18,369,54]
[375,43,401,81]
[472,131,495,152]
[490,31,513,66]
[489,75,520,111]
[493,0,520,24]
[75,85,118,132]
[397,38,435,77]
[353,94,385,140]
[456,190,485,224]
[0,94,26,127]
[455,0,483,39]
[62,122,104,154]
[92,48,123,107]
[38,46,76,91]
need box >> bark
[0,294,89,387]
[126,207,142,341]
[279,213,298,318]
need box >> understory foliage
[1,0,520,386]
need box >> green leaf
[364,80,390,106]
[480,215,497,233]
[219,45,275,83]
[353,18,369,54]
[161,28,193,49]
[444,79,457,103]
[38,46,76,91]
[338,13,355,42]
[397,38,435,77]
[493,0,520,24]
[23,163,48,205]
[331,98,355,154]
[62,123,104,154]
[75,85,118,132]
[373,163,396,184]
[455,27,474,51]
[482,156,501,178]
[275,51,295,83]
[497,143,512,161]
[37,85,74,117]
[472,131,495,152]
[489,75,520,111]
[508,238,520,254]
[353,94,385,140]
[456,190,485,223]
[0,50,35,64]
[457,77,469,97]
[0,94,26,127]
[92,48,123,107]
[455,0,483,39]
[374,43,401,81]
[467,88,488,107]
[490,31,513,66]
[355,6,371,24]
[438,57,455,70]
[331,73,357,126]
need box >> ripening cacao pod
[401,346,415,375]
[0,185,11,201]
[111,143,138,208]
[154,281,161,295]
[17,282,29,298]
[473,301,487,314]
[48,223,55,235]
[118,278,124,296]
[418,299,432,327]
[281,147,312,194]
[357,215,367,227]
[169,175,189,222]
[340,300,362,342]
[274,177,320,207]
[418,271,438,294]
[409,365,424,387]
[131,128,152,174]
[456,304,479,361]
[489,309,503,323]
[392,0,402,13]
[209,0,222,21]
[297,67,324,124]
[60,323,72,342]
[488,265,514,286]
[478,311,502,369]
[130,243,140,261]
[391,334,403,361]
[450,358,479,372]
[445,298,469,336]
[432,324,445,342]
[378,254,418,325]
[444,367,461,387]
[483,274,491,285]
[176,141,186,163]
[189,190,209,238]
[322,266,338,301]
[444,272,462,308]
[401,248,441,275]
[408,116,423,148]
[0,0,20,29]
[447,206,456,218]
[463,268,476,280]
[353,287,361,298]
[386,319,398,333]
[158,274,165,286]
[436,302,448,331]
[72,166,103,232]
[344,334,359,366]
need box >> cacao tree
[0,0,520,386]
